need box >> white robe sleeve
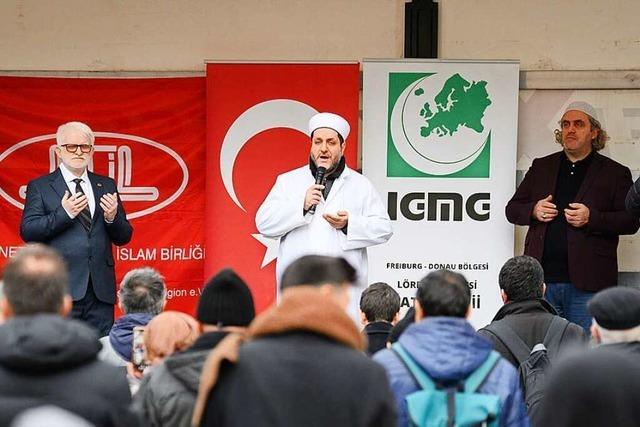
[338,180,393,251]
[255,175,311,238]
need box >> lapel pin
[97,183,103,187]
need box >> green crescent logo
[387,72,492,178]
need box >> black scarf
[309,156,346,199]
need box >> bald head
[1,244,70,316]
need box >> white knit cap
[308,112,350,141]
[564,101,600,123]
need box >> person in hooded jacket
[374,269,529,427]
[0,244,137,427]
[99,267,166,366]
[132,269,255,427]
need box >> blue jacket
[374,317,529,427]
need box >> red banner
[205,62,360,312]
[0,76,206,314]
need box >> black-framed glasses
[61,144,93,153]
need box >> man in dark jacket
[478,256,586,367]
[132,268,255,427]
[194,255,396,427]
[20,122,133,336]
[538,349,640,427]
[360,282,400,355]
[374,269,529,427]
[506,102,639,332]
[0,244,136,427]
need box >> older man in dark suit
[506,102,639,333]
[20,121,133,336]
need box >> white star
[251,233,280,268]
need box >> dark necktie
[72,178,92,232]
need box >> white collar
[59,163,90,184]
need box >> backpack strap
[464,351,501,393]
[480,321,531,364]
[541,316,569,359]
[391,343,436,391]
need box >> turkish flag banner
[205,62,360,312]
[0,76,206,314]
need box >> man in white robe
[256,112,392,312]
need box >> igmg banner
[0,76,206,313]
[362,60,519,327]
[205,62,359,312]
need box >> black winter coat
[201,331,396,427]
[0,315,136,427]
[478,299,587,367]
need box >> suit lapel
[48,169,68,199]
[88,172,104,225]
[545,152,562,196]
[575,153,602,202]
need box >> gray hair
[56,121,95,146]
[118,267,166,315]
[593,319,640,344]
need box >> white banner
[363,59,520,328]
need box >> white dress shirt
[59,163,95,218]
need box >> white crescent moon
[220,99,318,211]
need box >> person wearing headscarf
[132,269,255,427]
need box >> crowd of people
[1,244,640,427]
[3,104,640,426]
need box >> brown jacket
[192,286,378,426]
[506,151,639,291]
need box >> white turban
[308,112,350,142]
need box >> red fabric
[205,63,360,312]
[0,76,206,314]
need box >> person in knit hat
[132,268,254,427]
[589,286,640,357]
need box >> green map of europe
[416,73,491,137]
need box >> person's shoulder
[28,170,59,186]
[88,171,116,186]
[489,355,519,382]
[562,320,587,342]
[532,151,563,165]
[372,347,394,364]
[282,165,309,176]
[594,152,631,173]
[344,166,368,181]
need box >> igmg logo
[0,132,188,219]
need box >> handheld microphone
[308,166,327,215]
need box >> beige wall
[2,1,639,72]
[0,0,404,71]
[439,0,640,70]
